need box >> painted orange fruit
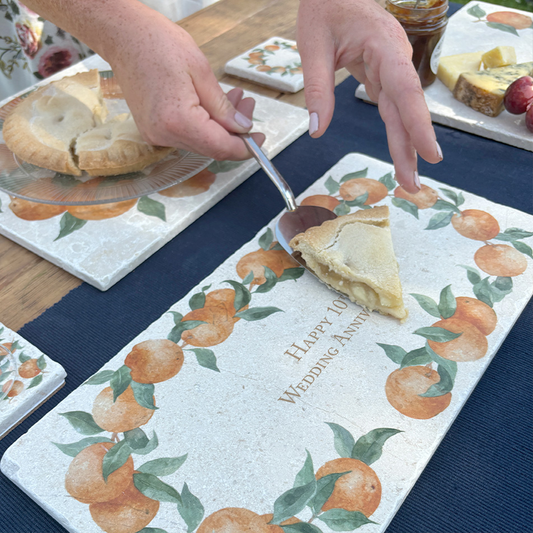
[264,45,280,51]
[204,288,248,323]
[0,342,16,354]
[256,65,272,72]
[2,379,24,397]
[124,339,184,384]
[451,210,500,241]
[260,514,301,532]
[197,507,271,533]
[271,67,286,73]
[339,178,388,205]
[385,366,452,419]
[9,196,66,220]
[428,318,488,362]
[158,169,216,198]
[66,198,137,221]
[18,359,41,379]
[92,385,155,433]
[65,442,134,504]
[301,194,341,212]
[486,11,532,29]
[474,244,528,277]
[181,306,235,347]
[316,458,381,516]
[89,480,160,533]
[452,297,497,336]
[236,249,285,285]
[393,184,438,209]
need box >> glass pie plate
[0,70,212,206]
[0,344,17,403]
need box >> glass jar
[386,0,449,88]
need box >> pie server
[242,133,337,268]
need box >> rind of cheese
[453,62,533,117]
[482,46,517,69]
[437,51,483,92]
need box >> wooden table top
[0,0,349,332]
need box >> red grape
[504,76,533,115]
[525,103,533,133]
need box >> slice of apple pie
[289,206,408,321]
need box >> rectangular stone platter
[0,322,66,441]
[0,55,309,291]
[355,2,533,151]
[2,153,532,533]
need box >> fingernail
[235,111,252,129]
[414,170,421,190]
[436,141,443,160]
[309,112,319,136]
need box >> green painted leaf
[325,422,355,458]
[131,381,157,410]
[438,285,456,319]
[36,354,47,370]
[324,176,340,195]
[351,428,402,465]
[409,293,440,317]
[0,371,12,384]
[18,352,31,364]
[419,365,454,397]
[270,241,285,251]
[400,347,433,368]
[494,227,533,241]
[102,439,131,482]
[10,340,23,352]
[309,471,348,515]
[319,508,376,530]
[59,411,104,435]
[177,482,205,533]
[272,479,317,524]
[376,343,406,365]
[189,291,206,311]
[223,280,252,312]
[486,21,519,36]
[490,276,513,303]
[391,197,419,219]
[137,196,166,221]
[168,311,183,325]
[54,212,87,241]
[425,342,457,381]
[127,430,159,455]
[254,266,278,293]
[458,264,482,285]
[84,370,115,385]
[52,436,113,457]
[186,348,219,372]
[138,455,188,476]
[282,523,323,533]
[345,192,369,208]
[278,267,305,282]
[123,427,149,450]
[431,199,461,213]
[467,4,486,18]
[27,374,43,389]
[339,168,368,183]
[259,228,274,251]
[110,365,132,401]
[137,528,168,533]
[167,320,206,343]
[513,240,533,259]
[438,187,459,205]
[414,327,462,342]
[207,160,242,174]
[234,307,283,321]
[473,277,494,307]
[134,472,181,503]
[379,172,396,191]
[425,211,453,230]
[333,202,350,216]
[293,449,315,488]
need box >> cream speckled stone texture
[2,153,532,533]
[356,2,533,151]
[225,37,304,92]
[0,55,309,291]
[0,322,66,440]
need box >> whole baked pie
[289,206,408,321]
[2,69,173,176]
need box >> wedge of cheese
[453,62,533,117]
[437,51,483,92]
[482,46,516,69]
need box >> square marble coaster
[0,55,309,291]
[355,2,533,151]
[0,322,66,440]
[2,153,532,533]
[225,37,304,92]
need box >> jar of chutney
[386,0,449,88]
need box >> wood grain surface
[0,0,349,331]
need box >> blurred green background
[454,0,533,11]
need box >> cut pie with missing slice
[289,206,408,321]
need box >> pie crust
[289,206,408,321]
[3,70,173,176]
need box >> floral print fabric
[0,0,93,100]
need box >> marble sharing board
[225,37,304,92]
[0,55,309,291]
[2,153,532,533]
[355,2,533,151]
[0,322,66,440]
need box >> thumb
[299,34,336,138]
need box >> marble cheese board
[2,153,532,533]
[0,55,309,291]
[355,2,533,151]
